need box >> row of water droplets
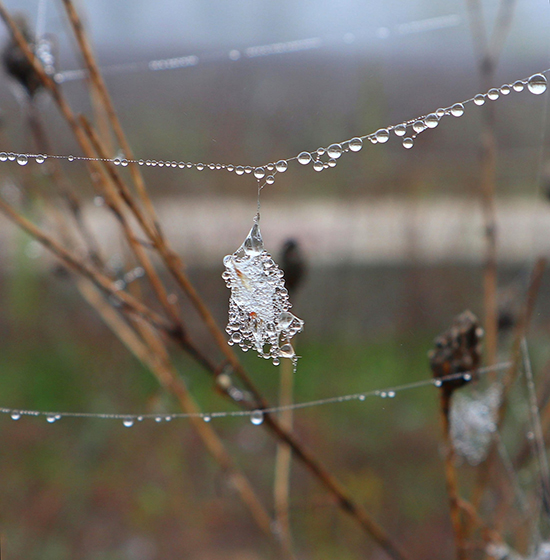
[0,72,547,182]
[0,362,509,428]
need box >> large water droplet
[241,222,264,256]
[254,167,265,179]
[388,391,396,398]
[265,175,275,185]
[450,103,464,117]
[17,155,28,166]
[327,144,343,158]
[348,137,363,152]
[375,129,389,143]
[250,410,264,425]
[473,94,486,106]
[123,418,134,427]
[412,120,426,133]
[297,152,312,165]
[394,124,407,137]
[280,343,295,358]
[7,153,15,161]
[276,160,288,172]
[425,114,439,129]
[0,152,7,162]
[313,160,324,172]
[528,73,547,95]
[235,166,244,175]
[500,85,511,95]
[512,80,525,92]
[327,159,337,168]
[487,88,499,101]
[402,138,414,149]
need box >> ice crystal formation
[222,218,304,365]
[450,385,501,466]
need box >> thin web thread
[1,69,547,191]
[52,14,463,84]
[0,362,510,424]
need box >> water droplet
[327,144,343,158]
[380,392,387,398]
[512,80,525,92]
[273,357,280,366]
[358,394,366,401]
[327,159,337,168]
[450,103,464,117]
[369,135,378,144]
[208,163,215,170]
[394,124,407,137]
[254,167,265,179]
[487,88,499,101]
[463,373,472,381]
[203,414,211,422]
[195,163,204,171]
[244,166,253,174]
[412,120,426,133]
[375,129,390,143]
[226,164,234,172]
[275,160,288,172]
[7,153,15,161]
[425,114,439,129]
[474,94,486,106]
[235,166,244,175]
[16,155,28,166]
[67,155,74,162]
[266,163,274,172]
[46,415,57,423]
[231,332,242,344]
[348,137,363,152]
[265,175,275,185]
[402,138,414,149]
[121,159,129,167]
[316,147,326,156]
[434,379,443,387]
[242,222,264,256]
[313,160,324,172]
[137,416,144,421]
[528,73,547,95]
[388,391,396,398]
[500,85,511,95]
[165,416,172,422]
[280,343,295,358]
[250,410,264,425]
[436,108,446,118]
[35,154,46,164]
[155,416,162,422]
[10,411,20,420]
[297,152,311,165]
[0,152,7,162]
[123,418,134,427]
[177,161,185,168]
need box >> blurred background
[1,0,550,558]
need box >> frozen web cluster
[450,384,501,466]
[222,217,304,366]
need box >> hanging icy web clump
[222,218,304,366]
[450,384,501,466]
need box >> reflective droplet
[123,418,134,427]
[208,163,215,170]
[275,160,288,172]
[388,391,396,398]
[500,85,511,95]
[231,332,242,344]
[35,154,46,164]
[0,152,7,162]
[434,379,443,387]
[375,129,389,143]
[195,163,204,171]
[203,414,211,422]
[244,166,253,174]
[226,164,234,172]
[436,108,446,118]
[235,166,244,175]
[177,161,185,168]
[280,343,295,358]
[528,73,547,95]
[7,153,15,161]
[463,373,472,381]
[16,155,28,166]
[273,357,280,366]
[67,155,74,162]
[297,152,311,165]
[402,138,414,149]
[46,415,57,423]
[473,94,486,106]
[512,80,525,92]
[450,103,464,117]
[254,167,265,179]
[155,416,162,422]
[358,394,366,401]
[165,416,172,422]
[394,124,407,137]
[242,222,264,256]
[266,163,274,172]
[487,88,499,101]
[313,160,324,172]
[327,159,337,168]
[425,114,439,129]
[380,392,387,398]
[327,144,343,158]
[121,159,129,167]
[250,410,264,425]
[348,137,363,152]
[10,411,21,420]
[412,120,426,133]
[369,135,378,144]
[265,175,275,185]
[316,147,326,156]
